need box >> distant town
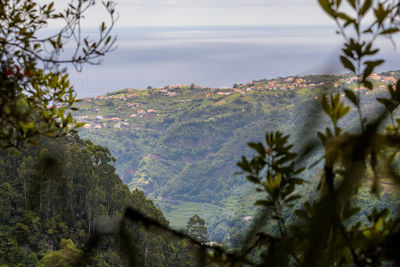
[73,71,399,130]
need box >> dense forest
[0,132,195,266]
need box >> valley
[74,71,400,242]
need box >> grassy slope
[75,72,399,242]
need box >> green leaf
[374,3,389,25]
[248,142,266,157]
[375,217,384,232]
[342,46,355,59]
[363,80,373,90]
[388,84,395,99]
[325,127,333,138]
[247,175,260,184]
[377,97,395,112]
[337,12,355,25]
[344,89,358,105]
[317,131,327,144]
[381,28,400,35]
[237,157,252,172]
[360,0,372,16]
[274,173,282,188]
[340,56,355,72]
[74,122,85,128]
[339,105,350,118]
[377,209,390,220]
[321,95,330,116]
[318,0,336,18]
[347,0,356,9]
[294,167,305,175]
[363,43,379,56]
[363,229,373,240]
[291,178,306,185]
[364,60,384,76]
[284,194,302,203]
[254,200,273,207]
[23,121,35,130]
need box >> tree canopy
[186,215,208,244]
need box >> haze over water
[68,25,400,97]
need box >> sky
[57,0,399,97]
[77,0,333,27]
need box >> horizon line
[47,24,336,30]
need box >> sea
[67,25,400,97]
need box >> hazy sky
[79,0,332,27]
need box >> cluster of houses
[239,72,397,92]
[76,72,399,130]
[75,107,159,130]
[81,92,140,102]
[340,73,397,85]
[337,73,397,92]
[229,77,327,93]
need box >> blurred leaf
[360,0,372,16]
[344,89,357,105]
[340,56,356,72]
[381,28,400,35]
[318,0,336,17]
[248,142,266,157]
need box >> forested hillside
[0,132,192,266]
[75,71,400,242]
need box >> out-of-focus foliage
[0,132,192,266]
[0,0,117,149]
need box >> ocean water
[68,25,400,97]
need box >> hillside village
[73,71,400,242]
[74,71,399,130]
